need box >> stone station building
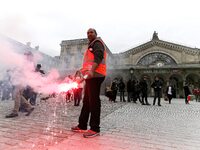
[60,32,200,97]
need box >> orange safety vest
[82,39,107,76]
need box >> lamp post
[129,68,134,80]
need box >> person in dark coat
[134,81,142,104]
[183,82,191,104]
[118,78,126,102]
[127,79,132,102]
[151,76,163,106]
[139,76,150,105]
[111,79,118,102]
[127,79,135,102]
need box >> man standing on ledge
[71,28,106,138]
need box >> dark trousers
[120,91,125,102]
[135,92,142,103]
[142,92,149,104]
[112,90,117,102]
[167,94,173,104]
[74,88,83,106]
[30,92,37,105]
[127,92,131,102]
[23,87,37,105]
[78,77,105,132]
[66,92,71,101]
[153,90,161,105]
[132,92,137,102]
[185,94,189,104]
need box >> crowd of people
[1,67,198,118]
[106,76,154,105]
[105,76,197,106]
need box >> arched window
[137,52,177,66]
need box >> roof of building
[119,32,200,56]
[0,34,56,59]
[61,37,113,57]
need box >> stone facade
[111,32,200,97]
[115,38,200,67]
[60,32,200,97]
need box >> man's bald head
[87,28,97,42]
[87,28,97,35]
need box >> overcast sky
[0,0,200,56]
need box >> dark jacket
[111,81,118,91]
[88,40,104,65]
[88,39,105,77]
[135,82,141,94]
[151,80,162,91]
[139,80,148,93]
[127,79,135,92]
[118,81,125,92]
[183,85,191,96]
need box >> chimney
[35,46,39,50]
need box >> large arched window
[137,52,177,66]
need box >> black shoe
[158,104,162,106]
[146,103,151,105]
[83,130,100,138]
[71,126,87,133]
[25,108,34,116]
[5,113,18,118]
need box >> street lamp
[129,68,134,80]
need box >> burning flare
[58,82,78,93]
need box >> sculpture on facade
[152,31,159,40]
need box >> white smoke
[0,40,65,94]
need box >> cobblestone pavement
[0,96,200,150]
